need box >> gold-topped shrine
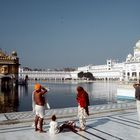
[0,49,20,86]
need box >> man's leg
[35,115,39,131]
[78,106,86,131]
[136,100,140,122]
[79,117,86,130]
[39,118,46,133]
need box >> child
[49,115,60,134]
[49,115,77,135]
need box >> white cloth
[32,91,36,112]
[44,95,50,109]
[35,105,45,118]
[78,105,87,130]
[43,87,50,109]
[136,100,140,121]
[49,121,60,134]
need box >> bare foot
[79,128,85,131]
[35,128,40,131]
[39,130,46,133]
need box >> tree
[78,71,95,80]
[83,72,95,80]
[78,71,84,79]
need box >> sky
[0,0,140,69]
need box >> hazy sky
[0,0,140,69]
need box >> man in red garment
[76,86,90,131]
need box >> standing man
[133,81,140,122]
[76,86,90,131]
[33,83,48,133]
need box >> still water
[0,81,131,113]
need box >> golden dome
[11,51,17,56]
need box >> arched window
[1,65,8,74]
[132,72,137,77]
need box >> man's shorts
[35,105,45,118]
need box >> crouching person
[49,115,60,134]
[49,114,77,135]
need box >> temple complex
[77,40,140,81]
[19,40,140,82]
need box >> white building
[19,68,79,81]
[77,40,140,81]
[19,40,140,82]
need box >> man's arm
[41,86,47,94]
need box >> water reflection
[0,85,19,113]
[41,81,118,109]
[0,81,127,113]
[76,82,117,105]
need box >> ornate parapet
[0,49,20,86]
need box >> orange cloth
[34,83,41,90]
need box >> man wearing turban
[33,83,48,133]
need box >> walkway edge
[0,102,136,125]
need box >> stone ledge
[0,102,136,125]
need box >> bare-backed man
[33,83,48,133]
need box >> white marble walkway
[0,109,140,140]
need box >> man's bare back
[34,91,45,106]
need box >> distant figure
[133,81,140,122]
[33,83,48,133]
[76,86,90,131]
